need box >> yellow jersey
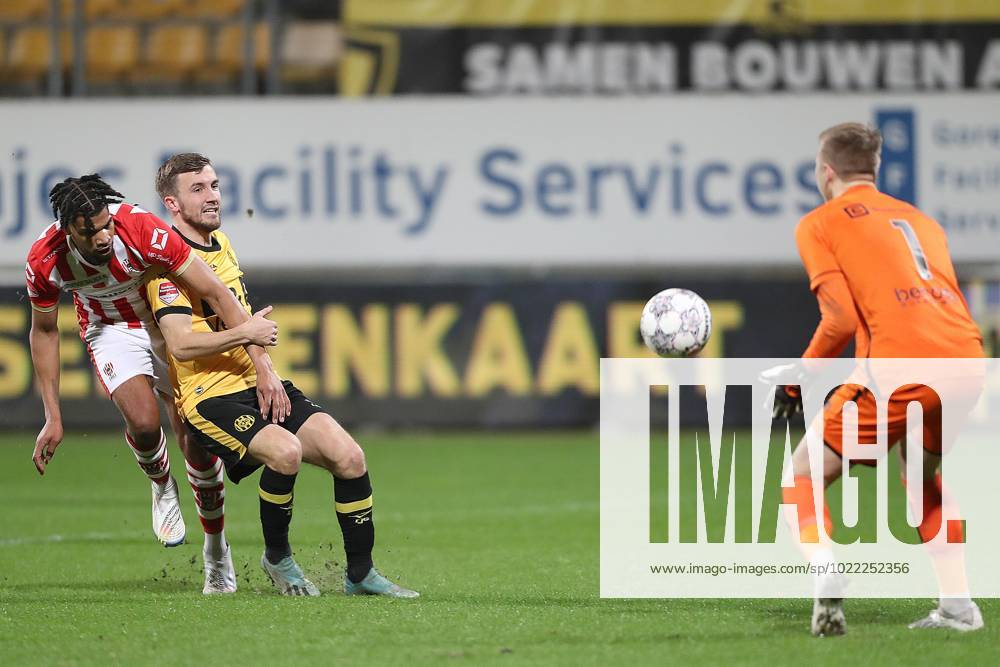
[146,229,257,419]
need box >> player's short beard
[179,203,222,233]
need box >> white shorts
[83,324,172,398]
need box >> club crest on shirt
[158,282,180,305]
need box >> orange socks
[783,475,833,543]
[909,473,964,545]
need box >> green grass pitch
[1,431,998,665]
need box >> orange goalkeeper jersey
[795,184,983,358]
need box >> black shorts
[185,380,327,483]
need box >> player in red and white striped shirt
[26,174,288,593]
[28,204,182,331]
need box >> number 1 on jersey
[890,219,933,280]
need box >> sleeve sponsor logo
[150,228,169,251]
[158,282,180,305]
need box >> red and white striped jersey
[25,203,194,334]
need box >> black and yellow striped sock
[259,467,297,565]
[334,472,375,583]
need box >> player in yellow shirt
[147,153,417,598]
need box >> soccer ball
[639,288,712,357]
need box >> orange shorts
[822,383,946,459]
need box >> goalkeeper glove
[759,363,806,420]
[771,384,802,419]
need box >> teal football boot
[344,568,419,598]
[260,553,321,596]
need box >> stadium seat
[74,0,126,20]
[174,0,244,20]
[213,21,270,76]
[6,27,71,84]
[0,0,48,22]
[137,24,208,81]
[85,26,139,81]
[106,0,180,21]
[281,21,342,83]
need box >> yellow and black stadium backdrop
[339,0,1000,95]
[1,279,997,429]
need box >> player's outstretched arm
[157,307,278,362]
[802,273,857,359]
[171,255,291,423]
[28,307,63,475]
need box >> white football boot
[909,601,984,632]
[202,543,237,594]
[151,476,186,547]
[812,597,846,637]
[811,554,848,637]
